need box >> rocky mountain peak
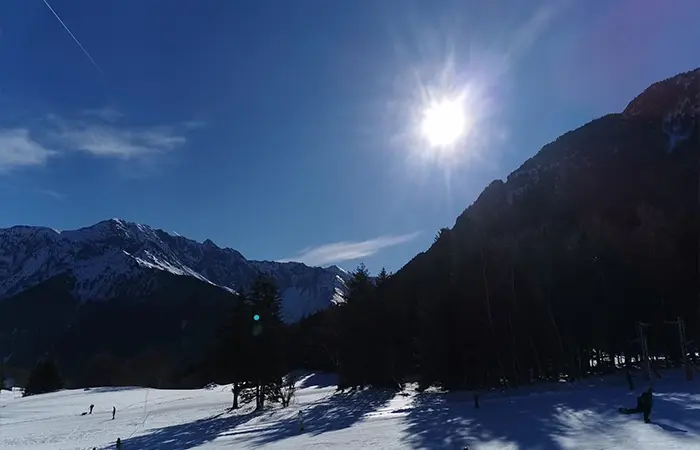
[623,68,699,119]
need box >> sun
[420,97,468,148]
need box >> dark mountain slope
[381,68,698,387]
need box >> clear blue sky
[0,0,698,274]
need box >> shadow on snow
[223,388,396,446]
[112,410,260,450]
[401,384,700,449]
[104,380,698,449]
[108,388,396,448]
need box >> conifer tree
[213,291,254,409]
[337,264,377,389]
[247,274,285,409]
[23,356,63,397]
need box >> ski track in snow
[0,372,699,449]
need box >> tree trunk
[255,383,261,410]
[231,382,239,409]
[481,248,507,387]
[529,337,543,381]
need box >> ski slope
[1,372,698,449]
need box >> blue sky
[0,0,698,274]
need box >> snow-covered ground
[1,372,699,449]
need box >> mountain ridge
[0,218,348,322]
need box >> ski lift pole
[677,318,691,381]
[664,317,692,380]
[637,322,652,382]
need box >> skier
[116,438,122,449]
[89,404,94,414]
[298,410,304,432]
[619,387,653,423]
[112,406,116,420]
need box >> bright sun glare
[421,97,468,148]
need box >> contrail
[41,0,103,74]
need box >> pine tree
[371,267,400,388]
[376,267,391,289]
[23,357,64,397]
[337,263,377,390]
[213,291,254,409]
[247,274,286,410]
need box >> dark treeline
[281,212,698,392]
[204,214,697,397]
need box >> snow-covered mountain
[0,218,348,322]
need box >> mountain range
[0,219,348,381]
[0,218,348,321]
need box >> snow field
[0,372,698,449]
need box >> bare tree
[266,374,297,407]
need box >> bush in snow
[266,374,297,407]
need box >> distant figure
[116,437,122,449]
[89,404,94,414]
[619,387,653,423]
[112,406,116,420]
[298,411,304,432]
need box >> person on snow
[116,437,122,449]
[89,404,94,414]
[619,387,653,423]
[112,406,116,420]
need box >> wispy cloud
[0,129,57,172]
[183,120,207,130]
[36,188,65,200]
[280,232,421,266]
[0,109,196,174]
[54,123,186,160]
[81,107,123,123]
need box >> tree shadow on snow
[234,388,397,446]
[109,410,260,450]
[105,389,395,449]
[402,385,700,449]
